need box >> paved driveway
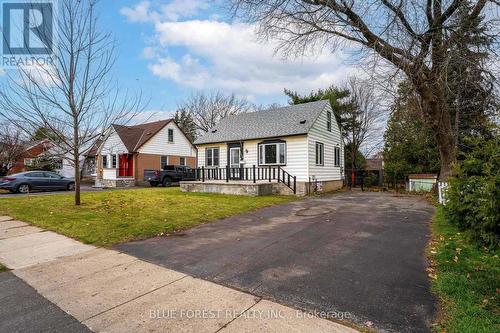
[116,191,436,332]
[0,272,92,333]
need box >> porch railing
[193,165,296,194]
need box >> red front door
[118,154,134,177]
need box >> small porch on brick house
[180,165,298,196]
[98,153,135,187]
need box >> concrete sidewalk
[0,215,359,333]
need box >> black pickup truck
[144,165,196,187]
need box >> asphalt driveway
[0,272,91,333]
[115,191,436,332]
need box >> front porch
[181,165,299,196]
[95,153,135,188]
[181,180,294,196]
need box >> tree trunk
[73,123,81,206]
[74,149,81,206]
[418,82,456,181]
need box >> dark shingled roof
[113,119,172,152]
[194,100,330,145]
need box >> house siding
[100,129,128,155]
[196,135,309,181]
[242,136,309,181]
[197,144,228,169]
[307,104,344,181]
[138,123,196,158]
[9,140,51,174]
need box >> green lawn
[0,188,295,246]
[429,207,499,332]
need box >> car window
[27,172,45,178]
[44,172,60,178]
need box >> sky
[0,0,360,118]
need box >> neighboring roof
[25,139,51,151]
[194,100,331,145]
[365,158,383,171]
[408,174,438,179]
[112,119,172,152]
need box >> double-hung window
[334,147,340,167]
[206,148,220,167]
[111,154,117,168]
[102,155,108,168]
[168,129,174,143]
[258,142,286,165]
[179,157,186,166]
[160,156,169,169]
[24,158,35,166]
[327,111,332,131]
[315,142,324,166]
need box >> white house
[95,119,197,187]
[193,100,344,194]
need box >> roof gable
[194,100,330,145]
[112,119,172,152]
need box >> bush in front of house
[25,156,61,172]
[444,133,500,248]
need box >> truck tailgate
[144,170,160,181]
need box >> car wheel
[150,181,159,187]
[67,182,75,191]
[17,184,31,194]
[162,177,172,187]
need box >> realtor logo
[1,0,55,68]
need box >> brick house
[95,119,197,187]
[8,139,53,174]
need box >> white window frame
[24,158,35,166]
[315,142,324,166]
[53,159,63,170]
[334,146,340,167]
[160,155,169,169]
[206,147,220,167]
[168,128,174,143]
[102,155,108,168]
[327,111,332,132]
[258,142,286,166]
[111,154,117,168]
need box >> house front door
[229,147,241,179]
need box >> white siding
[57,157,75,178]
[138,123,196,157]
[243,137,309,181]
[307,104,344,181]
[100,129,128,155]
[197,144,227,168]
[103,169,118,180]
[196,135,309,181]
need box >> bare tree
[178,91,253,134]
[0,124,26,176]
[229,0,500,179]
[0,0,143,204]
[343,77,384,171]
